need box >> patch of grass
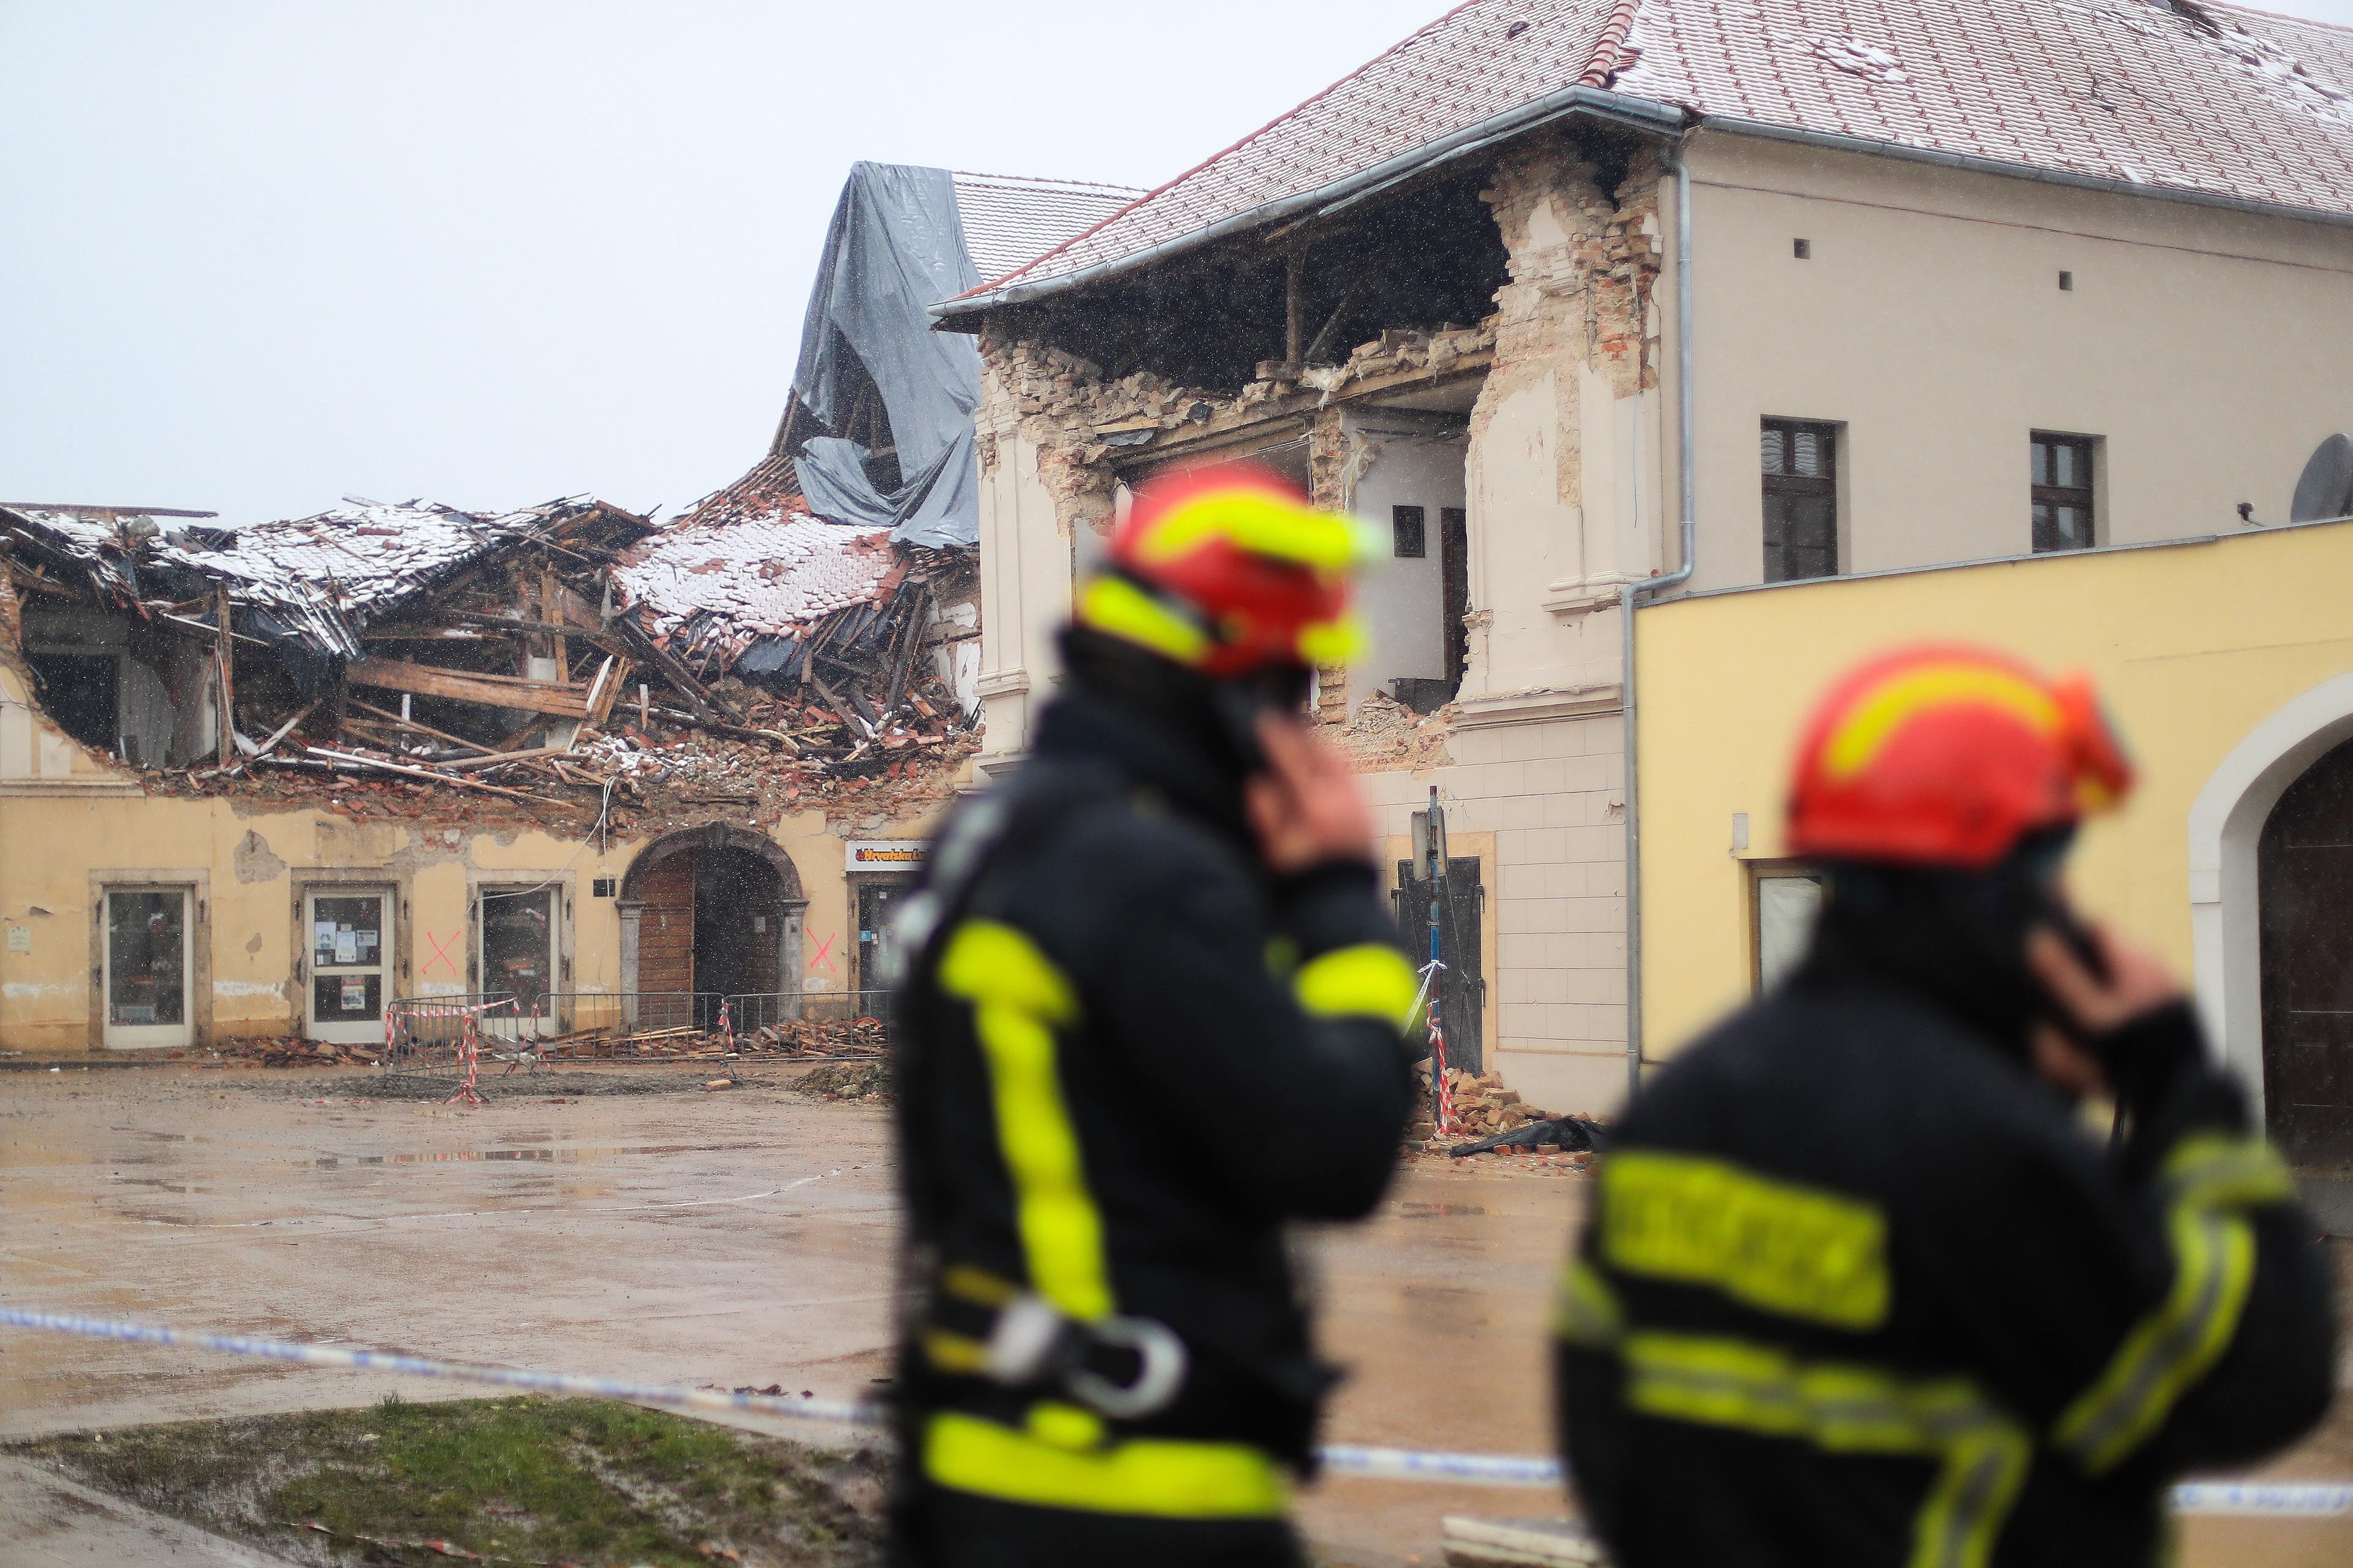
[11,1396,884,1567]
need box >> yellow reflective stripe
[938,921,1110,1322]
[2051,1135,2281,1474]
[1076,575,1210,665]
[1295,611,1368,666]
[1601,1152,1891,1330]
[1294,942,1419,1025]
[1026,1400,1107,1453]
[921,1328,991,1376]
[1134,488,1372,571]
[1624,1333,2028,1568]
[941,1263,1018,1309]
[923,1411,1289,1519]
[2163,1133,2298,1211]
[1824,663,2061,780]
[1553,1258,1623,1349]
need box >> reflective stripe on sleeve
[1624,1333,2028,1568]
[937,920,1111,1322]
[923,1410,1289,1519]
[1553,1258,1624,1350]
[1294,942,1420,1025]
[2052,1133,2291,1475]
[1600,1151,1891,1331]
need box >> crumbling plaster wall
[1462,134,1667,706]
[964,138,1671,1113]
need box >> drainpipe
[1622,138,1699,1104]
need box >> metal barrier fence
[722,989,896,1044]
[383,989,895,1069]
[382,994,523,1085]
[507,991,723,1059]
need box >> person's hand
[1245,711,1374,874]
[2025,922,2183,1037]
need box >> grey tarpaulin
[792,163,983,549]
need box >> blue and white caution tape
[2,1307,2347,1515]
[0,1308,867,1426]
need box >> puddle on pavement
[1394,1202,1494,1219]
[309,1142,759,1168]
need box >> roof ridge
[2208,0,2353,37]
[951,170,1149,194]
[1579,0,1646,86]
[954,0,1519,301]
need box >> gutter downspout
[1623,138,1699,1103]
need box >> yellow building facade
[1635,515,2353,1142]
[1,659,937,1055]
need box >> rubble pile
[793,1059,892,1100]
[1412,1063,1609,1162]
[195,1037,379,1069]
[0,474,981,832]
[1328,689,1454,772]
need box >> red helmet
[1786,645,2135,869]
[1074,464,1370,679]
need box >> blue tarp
[790,164,983,550]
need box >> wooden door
[637,855,696,998]
[2259,734,2353,1168]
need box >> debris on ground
[1414,1064,1610,1162]
[1442,1513,1608,1567]
[9,1395,887,1568]
[792,1061,892,1100]
[1324,688,1455,772]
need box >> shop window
[1761,420,1840,582]
[2031,433,2098,553]
[480,887,558,1018]
[103,885,192,1048]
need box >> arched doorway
[618,826,805,1026]
[2259,735,2353,1167]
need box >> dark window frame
[2031,432,2097,554]
[1760,419,1841,582]
[1392,503,1427,559]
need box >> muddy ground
[1,1064,2346,1567]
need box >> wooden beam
[305,746,575,808]
[346,657,591,718]
[346,697,497,755]
[608,616,742,725]
[214,586,235,769]
[1284,249,1305,367]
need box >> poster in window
[341,977,367,1012]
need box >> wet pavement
[1,1066,2346,1567]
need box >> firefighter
[885,465,1420,1568]
[1556,645,2338,1568]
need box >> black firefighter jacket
[1556,933,2338,1568]
[890,685,1420,1532]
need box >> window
[480,887,558,1017]
[103,885,192,1048]
[1752,870,1824,992]
[1761,420,1840,581]
[1392,504,1427,558]
[2031,433,2096,553]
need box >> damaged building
[936,0,2353,1112]
[0,163,1131,1056]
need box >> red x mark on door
[422,928,461,978]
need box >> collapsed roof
[0,492,976,820]
[939,0,2353,320]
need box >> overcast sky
[6,0,2352,525]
